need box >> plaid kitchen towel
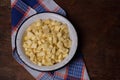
[11,0,90,80]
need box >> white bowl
[15,13,78,71]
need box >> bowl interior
[16,13,78,71]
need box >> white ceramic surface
[16,13,78,71]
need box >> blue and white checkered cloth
[11,0,90,80]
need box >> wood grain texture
[0,0,120,80]
[55,0,120,80]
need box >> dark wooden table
[0,0,120,80]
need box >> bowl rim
[15,12,78,71]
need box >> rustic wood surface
[0,0,120,80]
